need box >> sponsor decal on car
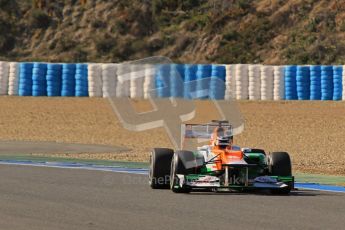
[254,176,278,183]
[185,175,220,187]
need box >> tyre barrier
[196,64,212,99]
[46,64,62,97]
[130,64,144,99]
[155,64,171,98]
[235,64,249,100]
[225,65,236,100]
[343,65,345,100]
[273,66,285,100]
[170,64,184,98]
[310,65,321,100]
[75,64,88,97]
[1,62,344,100]
[0,61,9,95]
[102,64,116,98]
[210,65,226,100]
[248,65,261,100]
[88,63,102,97]
[61,64,76,97]
[183,64,197,99]
[285,65,297,100]
[143,64,155,99]
[116,64,130,98]
[296,66,310,100]
[261,65,273,100]
[32,63,47,96]
[321,66,333,101]
[333,66,342,101]
[19,63,33,96]
[8,62,19,96]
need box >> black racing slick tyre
[170,150,204,193]
[149,148,174,189]
[269,152,292,194]
[269,152,292,176]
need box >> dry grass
[0,97,344,176]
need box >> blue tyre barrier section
[32,63,47,96]
[155,64,170,98]
[183,64,197,99]
[19,63,33,96]
[61,64,76,97]
[321,66,333,100]
[46,64,62,97]
[296,66,310,100]
[310,65,321,100]
[196,64,212,99]
[285,65,297,100]
[169,64,184,98]
[75,64,88,97]
[6,62,345,100]
[333,66,342,101]
[210,65,226,99]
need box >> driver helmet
[215,135,233,149]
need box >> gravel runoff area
[0,97,344,176]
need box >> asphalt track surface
[0,165,344,230]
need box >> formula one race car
[149,120,294,194]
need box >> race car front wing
[176,174,294,191]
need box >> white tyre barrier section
[273,66,285,100]
[8,62,20,95]
[143,64,155,99]
[235,64,249,100]
[130,64,144,99]
[88,64,102,97]
[248,65,261,100]
[0,61,9,95]
[225,65,235,100]
[261,65,274,100]
[116,64,130,98]
[102,64,117,98]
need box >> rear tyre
[268,152,292,194]
[149,148,174,189]
[170,150,204,193]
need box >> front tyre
[170,150,203,193]
[149,148,174,189]
[268,152,292,194]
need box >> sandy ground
[0,97,344,175]
[0,140,126,155]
